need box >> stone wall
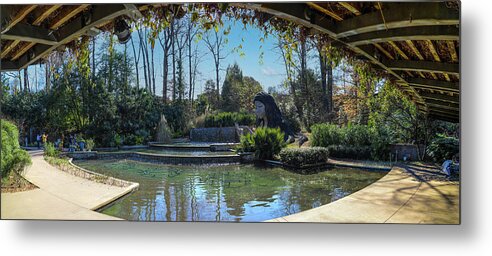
[190,127,239,143]
[68,151,241,165]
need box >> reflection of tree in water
[77,160,386,221]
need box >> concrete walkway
[1,154,137,220]
[268,165,459,224]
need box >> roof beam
[234,3,338,37]
[419,91,459,104]
[338,2,361,16]
[16,4,131,70]
[32,5,62,26]
[334,2,459,38]
[344,26,459,46]
[1,5,38,34]
[0,60,20,71]
[1,23,58,45]
[447,40,459,62]
[0,39,21,58]
[11,42,36,61]
[49,4,90,30]
[306,2,343,21]
[383,59,459,75]
[373,43,394,60]
[404,77,459,93]
[428,114,458,123]
[424,99,459,109]
[428,106,459,116]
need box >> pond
[74,159,387,222]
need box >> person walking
[36,133,41,149]
[42,133,48,148]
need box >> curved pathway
[268,164,459,224]
[1,153,136,220]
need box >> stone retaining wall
[190,127,239,143]
[68,151,241,165]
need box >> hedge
[310,123,391,161]
[279,147,329,168]
[204,112,255,128]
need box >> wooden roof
[0,2,460,122]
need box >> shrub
[204,112,255,128]
[310,123,391,161]
[1,120,31,177]
[238,132,256,153]
[238,127,286,160]
[44,142,59,157]
[311,124,344,147]
[279,147,329,168]
[426,135,459,163]
[86,139,95,151]
[344,124,374,146]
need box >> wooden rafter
[374,43,393,60]
[1,5,38,33]
[33,5,62,26]
[49,4,90,30]
[11,42,36,61]
[426,40,451,81]
[12,4,131,70]
[388,41,409,59]
[383,59,459,75]
[447,41,458,62]
[387,41,416,78]
[338,2,361,16]
[307,2,343,21]
[405,40,427,78]
[0,40,21,58]
[335,2,459,37]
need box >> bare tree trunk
[171,21,176,101]
[299,39,310,129]
[138,29,148,91]
[130,36,140,89]
[92,38,96,82]
[151,44,156,95]
[24,68,29,91]
[45,62,51,91]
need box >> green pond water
[74,159,387,222]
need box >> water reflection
[75,159,386,222]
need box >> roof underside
[0,2,460,123]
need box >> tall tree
[203,25,230,103]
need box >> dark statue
[253,92,296,143]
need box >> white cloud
[261,66,280,76]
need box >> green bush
[279,147,329,167]
[344,124,374,146]
[44,142,59,157]
[311,123,391,161]
[311,124,344,147]
[86,139,95,151]
[204,112,255,128]
[238,127,286,160]
[238,132,256,153]
[1,120,31,177]
[426,135,459,163]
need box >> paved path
[268,165,459,224]
[1,155,137,220]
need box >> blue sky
[10,17,326,97]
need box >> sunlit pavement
[267,166,459,224]
[1,155,136,220]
